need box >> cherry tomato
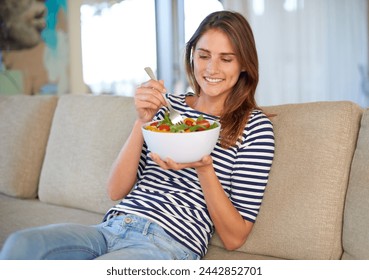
[196,119,210,128]
[158,124,170,131]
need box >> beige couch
[0,94,368,260]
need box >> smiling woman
[0,0,47,50]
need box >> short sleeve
[230,111,275,222]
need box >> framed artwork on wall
[0,0,69,95]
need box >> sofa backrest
[342,108,369,259]
[0,96,58,198]
[38,95,136,214]
[210,101,363,259]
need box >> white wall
[68,0,88,94]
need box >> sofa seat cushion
[38,95,136,214]
[0,194,103,249]
[342,108,369,259]
[210,101,363,260]
[0,96,57,198]
[204,245,282,260]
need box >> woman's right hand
[135,79,167,123]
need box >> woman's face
[193,29,243,99]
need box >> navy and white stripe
[104,93,275,257]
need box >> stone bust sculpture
[0,0,47,50]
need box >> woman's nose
[206,59,220,74]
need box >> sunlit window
[81,0,156,95]
[252,0,265,16]
[184,0,224,42]
[283,0,304,12]
[80,0,223,96]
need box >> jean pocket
[151,231,199,260]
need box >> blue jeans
[0,214,200,260]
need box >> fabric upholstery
[210,101,363,259]
[0,194,102,249]
[342,109,369,260]
[204,245,281,260]
[0,96,57,198]
[38,95,136,214]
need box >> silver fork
[144,67,184,125]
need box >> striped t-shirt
[104,93,275,257]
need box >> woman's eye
[199,55,210,59]
[222,58,232,63]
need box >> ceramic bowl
[142,121,220,163]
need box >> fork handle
[144,67,157,81]
[144,67,170,108]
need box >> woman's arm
[196,162,253,250]
[106,120,145,201]
[107,79,167,201]
[197,120,274,250]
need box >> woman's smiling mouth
[204,77,224,83]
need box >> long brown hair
[185,11,259,148]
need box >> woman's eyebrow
[196,47,210,53]
[195,48,236,56]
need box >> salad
[145,112,219,133]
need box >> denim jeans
[0,214,200,260]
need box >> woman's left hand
[150,153,213,171]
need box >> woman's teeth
[205,77,223,83]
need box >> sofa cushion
[204,245,281,260]
[38,95,136,214]
[0,96,58,198]
[342,109,369,260]
[210,101,362,259]
[0,194,102,249]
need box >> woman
[0,10,274,260]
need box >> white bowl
[142,121,220,163]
